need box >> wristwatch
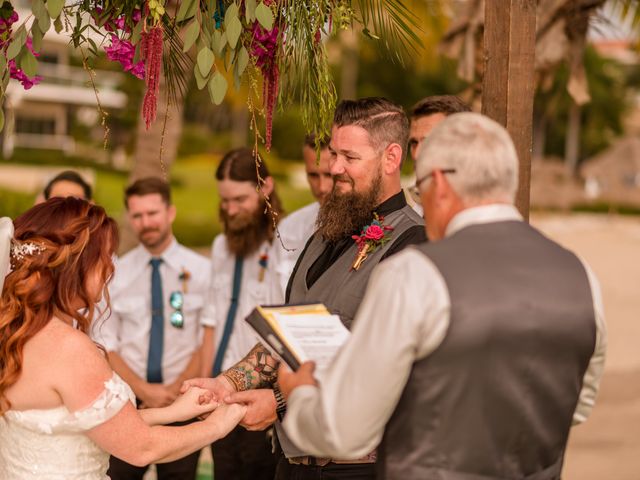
[272,383,287,421]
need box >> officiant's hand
[166,387,219,423]
[180,375,235,402]
[223,389,277,431]
[277,362,318,401]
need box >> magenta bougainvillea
[0,9,41,90]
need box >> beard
[221,200,272,257]
[138,226,171,251]
[316,170,383,243]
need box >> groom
[185,97,425,479]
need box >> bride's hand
[167,387,218,423]
[203,403,247,440]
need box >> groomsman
[279,113,606,480]
[199,148,281,480]
[99,177,210,480]
[35,170,93,204]
[268,134,332,303]
[405,95,470,214]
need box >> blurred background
[1,1,639,478]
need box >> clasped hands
[180,362,318,431]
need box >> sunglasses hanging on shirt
[169,291,184,328]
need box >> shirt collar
[375,190,407,217]
[445,204,523,238]
[138,236,181,270]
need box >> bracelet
[272,383,287,422]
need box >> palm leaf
[356,0,423,64]
[612,0,640,29]
[161,15,191,105]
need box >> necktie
[212,256,244,376]
[147,257,164,383]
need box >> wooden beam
[482,0,536,220]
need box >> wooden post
[481,0,536,220]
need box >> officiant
[278,112,607,480]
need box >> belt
[288,450,377,466]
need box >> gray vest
[278,203,423,458]
[378,220,596,480]
[288,204,423,328]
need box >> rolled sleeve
[573,259,607,425]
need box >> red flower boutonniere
[179,268,191,293]
[258,251,268,282]
[351,214,394,271]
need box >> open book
[245,303,351,374]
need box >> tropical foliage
[0,0,421,149]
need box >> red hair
[0,197,118,413]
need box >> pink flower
[105,35,145,79]
[364,225,384,241]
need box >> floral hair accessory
[351,214,394,271]
[10,240,46,262]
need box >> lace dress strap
[71,373,136,431]
[4,373,135,434]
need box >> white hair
[415,112,519,204]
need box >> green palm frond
[612,0,640,29]
[356,0,423,64]
[162,15,191,105]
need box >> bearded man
[185,97,425,480]
[198,147,282,480]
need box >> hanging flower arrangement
[0,0,421,147]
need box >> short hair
[124,177,171,208]
[410,95,471,119]
[43,170,92,200]
[215,147,283,216]
[333,97,409,154]
[416,112,518,204]
[303,133,330,150]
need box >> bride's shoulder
[32,319,108,369]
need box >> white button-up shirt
[200,235,272,372]
[283,204,607,458]
[268,202,319,304]
[95,238,210,384]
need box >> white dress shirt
[94,238,210,384]
[267,202,319,304]
[283,204,607,459]
[200,235,272,371]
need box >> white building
[2,4,127,160]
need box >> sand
[532,213,640,479]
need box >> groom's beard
[221,200,271,257]
[316,170,382,243]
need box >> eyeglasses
[169,291,184,329]
[415,168,457,191]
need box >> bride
[0,198,246,479]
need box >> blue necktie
[212,256,244,376]
[147,257,164,383]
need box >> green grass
[0,153,313,247]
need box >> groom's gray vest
[378,220,596,480]
[288,203,423,329]
[278,203,423,458]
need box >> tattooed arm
[221,343,279,392]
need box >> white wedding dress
[0,373,135,479]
